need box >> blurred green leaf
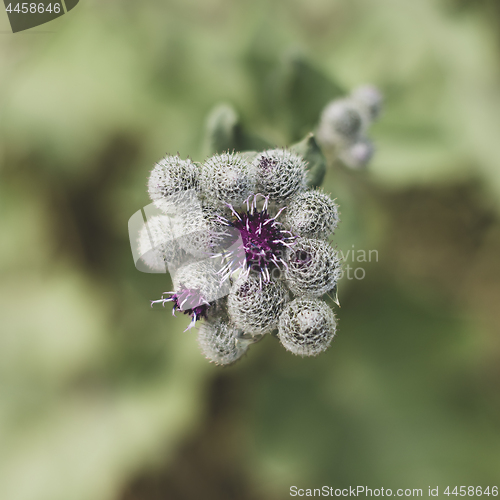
[281,54,345,140]
[201,103,272,158]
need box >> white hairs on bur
[253,149,307,203]
[278,297,337,357]
[200,152,256,208]
[148,155,200,214]
[284,189,339,240]
[285,238,341,298]
[227,273,289,336]
[198,317,249,365]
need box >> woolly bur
[284,189,339,240]
[200,152,256,208]
[227,273,289,336]
[253,149,307,203]
[148,155,200,214]
[197,317,250,365]
[284,238,342,298]
[278,297,337,357]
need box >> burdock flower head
[142,146,342,364]
[131,84,383,365]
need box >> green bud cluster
[317,84,382,169]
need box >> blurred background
[1,0,500,499]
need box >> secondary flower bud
[317,99,365,146]
[151,259,231,330]
[338,139,374,169]
[172,259,229,307]
[351,84,383,121]
[316,85,381,170]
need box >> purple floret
[218,195,295,282]
[151,287,210,331]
